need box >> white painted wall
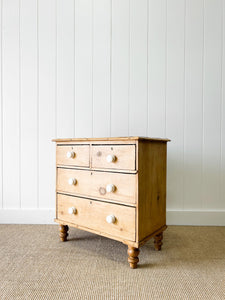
[0,0,224,225]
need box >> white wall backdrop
[0,0,224,225]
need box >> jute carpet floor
[0,225,224,299]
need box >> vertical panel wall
[75,0,93,137]
[0,0,224,225]
[166,0,185,210]
[0,0,2,209]
[2,0,20,209]
[111,0,129,137]
[203,0,222,210]
[56,0,75,138]
[20,0,38,208]
[222,1,225,211]
[129,0,148,136]
[184,0,204,210]
[148,0,167,138]
[92,0,111,138]
[38,0,56,209]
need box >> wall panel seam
[55,0,58,138]
[109,0,112,137]
[19,0,21,209]
[37,0,39,208]
[183,0,187,210]
[165,0,167,137]
[220,0,224,207]
[128,0,130,136]
[0,0,3,209]
[201,0,205,210]
[74,0,76,137]
[91,0,94,138]
[146,0,149,137]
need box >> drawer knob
[106,184,116,193]
[67,151,75,159]
[106,215,116,224]
[68,178,77,185]
[68,207,77,215]
[106,154,116,163]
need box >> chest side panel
[137,141,167,242]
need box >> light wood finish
[53,136,169,268]
[57,194,135,241]
[91,145,136,171]
[56,145,89,167]
[137,140,167,241]
[59,224,69,242]
[55,218,139,248]
[127,246,140,269]
[154,232,163,251]
[138,225,167,248]
[57,168,136,205]
[52,136,170,142]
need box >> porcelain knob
[106,184,116,193]
[106,215,116,224]
[68,207,77,215]
[68,178,77,185]
[67,151,75,159]
[106,154,116,163]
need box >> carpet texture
[0,225,224,299]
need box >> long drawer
[57,193,135,241]
[57,168,136,205]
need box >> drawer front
[57,168,136,204]
[57,194,135,241]
[91,145,136,171]
[56,145,89,167]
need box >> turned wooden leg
[127,246,140,269]
[154,232,163,251]
[59,225,69,242]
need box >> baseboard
[166,210,225,226]
[0,209,55,224]
[0,209,224,225]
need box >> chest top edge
[52,136,171,143]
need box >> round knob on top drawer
[68,178,77,185]
[106,184,116,193]
[106,215,116,224]
[68,207,77,215]
[67,151,75,159]
[106,154,116,163]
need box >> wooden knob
[106,154,116,163]
[106,215,116,224]
[106,184,116,193]
[68,178,77,185]
[67,151,75,159]
[68,207,77,215]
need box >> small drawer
[91,145,136,171]
[57,168,136,205]
[56,145,89,167]
[57,194,135,241]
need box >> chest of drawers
[53,136,170,268]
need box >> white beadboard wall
[0,0,224,225]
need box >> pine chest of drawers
[53,137,170,268]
